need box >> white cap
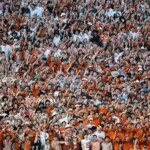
[89,117,93,121]
[141,46,145,49]
[60,13,66,17]
[111,71,119,77]
[54,91,59,97]
[51,111,58,117]
[88,22,92,26]
[75,104,80,107]
[65,124,72,129]
[68,109,73,112]
[135,80,140,83]
[0,113,7,117]
[138,68,143,71]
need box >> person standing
[91,135,101,150]
[101,136,113,150]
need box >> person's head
[61,121,66,127]
[83,134,88,139]
[45,100,50,106]
[93,135,98,141]
[77,128,83,134]
[73,137,78,142]
[18,128,23,134]
[136,123,142,129]
[104,136,110,142]
[89,118,93,124]
[97,125,102,132]
[43,127,47,133]
[64,136,69,141]
[61,112,66,118]
[53,136,58,141]
[118,126,122,131]
[30,3,35,10]
[17,119,22,125]
[46,139,50,144]
[37,2,42,7]
[5,135,11,140]
[115,136,120,142]
[124,135,130,141]
[24,134,29,140]
[87,128,92,134]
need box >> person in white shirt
[40,128,49,148]
[129,28,137,40]
[28,3,37,18]
[87,128,93,142]
[86,118,95,129]
[82,29,91,42]
[44,139,51,150]
[81,134,91,150]
[36,2,43,18]
[59,111,68,124]
[93,125,105,141]
[72,30,82,42]
[101,136,113,150]
[53,33,61,47]
[60,13,68,24]
[114,48,123,63]
[0,41,12,59]
[44,47,51,58]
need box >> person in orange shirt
[31,82,40,99]
[137,135,147,150]
[115,126,124,142]
[13,135,22,150]
[113,136,122,150]
[23,134,32,150]
[93,112,101,127]
[122,135,134,150]
[104,123,116,141]
[134,123,145,140]
[0,126,6,150]
[146,135,150,150]
[123,123,134,140]
[83,113,89,126]
[98,103,108,114]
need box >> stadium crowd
[0,0,150,149]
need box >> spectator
[0,0,149,150]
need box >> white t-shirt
[36,6,43,18]
[94,99,101,106]
[82,33,90,41]
[59,114,68,124]
[29,7,37,18]
[129,31,137,40]
[53,36,61,46]
[44,48,51,57]
[106,8,115,17]
[44,144,50,150]
[93,131,105,140]
[0,45,12,58]
[40,131,49,146]
[73,34,82,42]
[81,139,90,150]
[114,52,123,63]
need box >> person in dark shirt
[91,30,103,47]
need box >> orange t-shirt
[123,141,134,150]
[0,130,5,141]
[113,142,122,150]
[24,140,32,150]
[13,138,21,150]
